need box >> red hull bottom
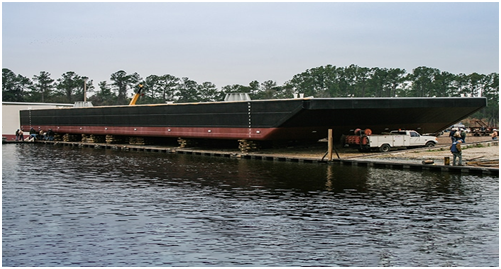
[24,125,327,141]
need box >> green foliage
[2,68,32,102]
[32,71,54,103]
[88,81,116,106]
[55,71,94,103]
[110,70,142,105]
[177,77,199,103]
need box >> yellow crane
[129,84,144,105]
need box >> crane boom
[129,84,144,105]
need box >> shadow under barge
[20,97,487,145]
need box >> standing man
[460,128,466,143]
[449,128,457,142]
[450,140,463,166]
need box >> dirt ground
[253,134,499,168]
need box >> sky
[2,2,499,90]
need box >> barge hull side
[20,97,487,141]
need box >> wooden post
[444,156,450,166]
[328,129,333,161]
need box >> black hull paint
[20,97,486,141]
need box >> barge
[19,96,487,143]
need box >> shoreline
[3,135,498,175]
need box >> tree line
[2,64,498,122]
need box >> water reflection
[2,144,498,267]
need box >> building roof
[2,102,73,106]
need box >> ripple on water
[2,144,499,267]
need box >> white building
[2,102,73,141]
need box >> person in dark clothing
[450,140,462,166]
[46,129,54,141]
[460,129,466,143]
[29,127,37,140]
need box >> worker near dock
[450,140,463,166]
[449,128,457,142]
[45,129,54,141]
[18,129,24,141]
[460,128,466,143]
[29,127,37,140]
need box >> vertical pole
[328,129,333,161]
[83,78,88,102]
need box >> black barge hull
[20,97,487,141]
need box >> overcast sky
[2,2,499,89]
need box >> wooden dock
[5,139,497,176]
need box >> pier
[6,139,498,176]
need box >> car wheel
[379,144,391,152]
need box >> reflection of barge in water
[20,97,486,142]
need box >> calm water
[2,143,499,266]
